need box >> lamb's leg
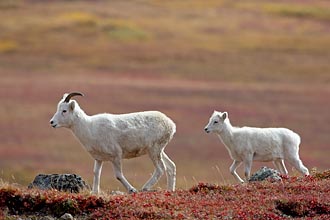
[280,159,288,175]
[162,152,176,191]
[278,159,288,175]
[230,160,244,183]
[142,150,166,191]
[92,160,103,194]
[112,157,137,193]
[287,156,309,175]
[273,161,281,172]
[273,159,288,174]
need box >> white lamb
[204,111,309,183]
[50,92,176,194]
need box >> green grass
[102,19,151,41]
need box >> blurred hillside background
[0,0,329,191]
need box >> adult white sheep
[50,92,176,194]
[204,111,309,183]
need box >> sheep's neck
[217,121,235,150]
[70,109,92,142]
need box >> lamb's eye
[62,110,67,113]
[214,121,218,124]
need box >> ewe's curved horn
[64,92,84,103]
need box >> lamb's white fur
[204,111,309,183]
[50,93,176,194]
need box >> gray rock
[249,167,282,182]
[60,213,74,220]
[28,174,90,193]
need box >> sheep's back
[93,111,175,146]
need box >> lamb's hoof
[90,190,99,195]
[140,188,157,192]
[128,188,138,194]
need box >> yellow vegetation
[263,3,330,21]
[57,12,99,27]
[0,40,18,53]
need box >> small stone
[109,190,125,195]
[60,213,74,220]
[249,167,282,182]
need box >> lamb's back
[233,127,297,160]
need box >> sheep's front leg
[112,157,137,193]
[230,160,244,183]
[92,160,103,194]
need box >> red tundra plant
[1,169,330,219]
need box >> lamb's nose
[50,120,54,125]
[204,128,208,132]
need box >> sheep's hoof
[128,188,138,194]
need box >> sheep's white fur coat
[204,111,309,183]
[50,94,176,194]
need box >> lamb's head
[204,111,228,133]
[50,92,84,128]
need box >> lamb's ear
[222,112,228,120]
[69,101,75,111]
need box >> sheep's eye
[214,121,218,124]
[62,110,67,113]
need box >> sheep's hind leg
[243,157,253,181]
[112,157,137,193]
[162,152,176,191]
[142,149,166,191]
[230,160,244,183]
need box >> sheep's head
[50,92,84,128]
[204,111,228,133]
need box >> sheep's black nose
[50,121,54,125]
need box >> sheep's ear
[222,112,228,120]
[70,101,75,111]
